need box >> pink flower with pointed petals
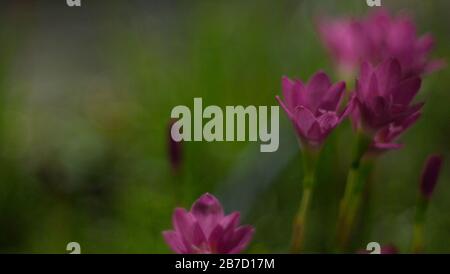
[317,18,372,78]
[163,193,254,254]
[367,9,445,78]
[318,9,444,78]
[351,58,423,136]
[276,71,349,148]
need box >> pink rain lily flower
[276,71,349,148]
[317,16,372,78]
[318,9,444,78]
[163,193,254,254]
[351,59,423,136]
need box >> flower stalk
[410,154,443,253]
[290,148,319,253]
[411,196,428,253]
[336,132,371,250]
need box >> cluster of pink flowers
[276,8,444,253]
[279,9,444,155]
[277,58,425,154]
[163,8,444,254]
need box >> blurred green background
[0,0,448,253]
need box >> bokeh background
[0,0,448,253]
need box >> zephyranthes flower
[276,71,350,253]
[318,9,444,79]
[276,71,349,149]
[163,193,254,254]
[351,58,423,137]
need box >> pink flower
[420,155,444,199]
[163,193,254,254]
[351,59,423,136]
[276,71,349,148]
[318,9,444,78]
[318,17,372,78]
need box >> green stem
[290,187,313,253]
[411,196,428,253]
[336,132,371,251]
[290,149,318,253]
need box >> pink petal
[355,79,364,98]
[208,212,241,247]
[392,77,421,106]
[399,111,421,131]
[191,193,224,236]
[319,81,346,111]
[306,121,323,142]
[394,102,424,122]
[228,226,255,254]
[376,59,401,96]
[424,59,446,74]
[305,71,332,112]
[281,76,295,110]
[360,61,372,80]
[371,96,388,116]
[276,95,294,120]
[349,95,362,129]
[162,230,188,254]
[372,142,403,151]
[384,111,421,142]
[317,111,339,132]
[294,106,316,137]
[173,208,194,233]
[210,213,242,254]
[220,212,241,230]
[173,208,206,249]
[339,98,354,122]
[368,73,379,98]
[417,34,434,53]
[208,225,224,253]
[282,76,295,93]
[293,80,306,107]
[282,76,304,111]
